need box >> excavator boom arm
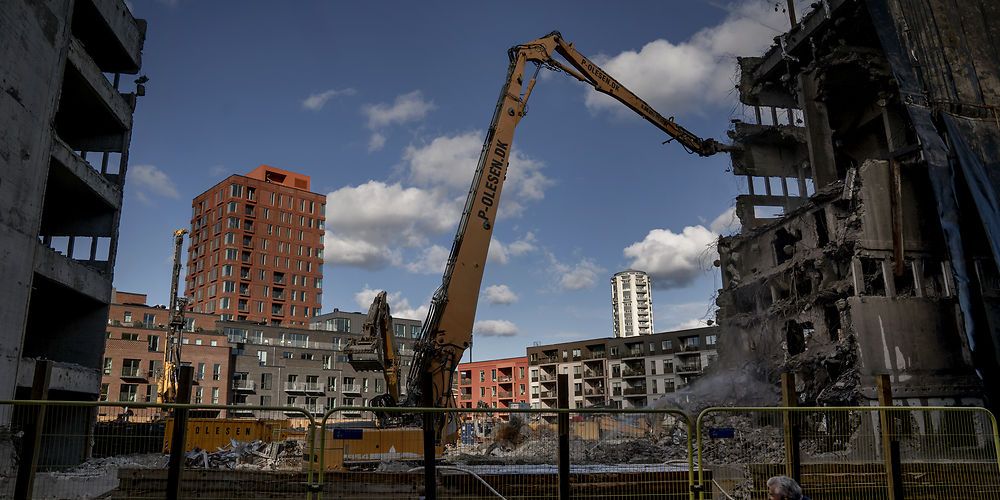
[397,31,727,425]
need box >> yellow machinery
[341,30,728,463]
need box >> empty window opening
[823,305,842,342]
[772,228,802,265]
[814,210,830,246]
[804,178,816,196]
[784,320,809,356]
[787,181,801,197]
[755,205,784,220]
[770,177,784,196]
[893,260,916,297]
[752,177,768,194]
[860,258,887,296]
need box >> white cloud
[709,206,741,235]
[301,88,356,111]
[129,164,179,200]
[404,131,552,218]
[584,1,790,116]
[322,233,400,270]
[323,181,460,270]
[405,244,449,274]
[354,287,428,321]
[547,254,605,291]
[623,225,717,289]
[362,90,435,150]
[323,131,548,272]
[208,165,228,178]
[363,90,435,129]
[488,232,537,264]
[483,284,518,305]
[474,319,518,337]
[367,132,387,152]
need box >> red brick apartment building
[455,357,530,416]
[187,165,326,327]
[102,291,230,417]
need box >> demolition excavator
[157,229,189,404]
[345,31,729,441]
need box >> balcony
[459,377,472,386]
[584,388,605,397]
[341,384,361,394]
[623,387,647,396]
[539,373,557,383]
[273,275,287,285]
[622,368,646,378]
[233,380,256,391]
[584,353,606,361]
[120,367,145,380]
[497,375,513,383]
[498,390,513,399]
[303,404,325,415]
[583,370,605,379]
[623,349,644,359]
[539,391,556,399]
[676,363,703,374]
[459,393,472,401]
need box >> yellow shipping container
[163,418,288,453]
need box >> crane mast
[157,228,188,404]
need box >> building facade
[101,291,230,418]
[223,309,423,418]
[187,165,326,327]
[455,357,530,415]
[527,327,719,410]
[718,1,994,408]
[0,0,145,407]
[611,270,654,337]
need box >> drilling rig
[157,228,189,404]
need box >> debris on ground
[184,439,303,470]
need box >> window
[394,324,406,338]
[212,364,221,381]
[122,332,139,341]
[323,355,333,370]
[260,372,272,390]
[99,383,109,401]
[282,351,293,359]
[123,311,132,323]
[119,384,138,402]
[212,387,220,404]
[706,335,718,346]
[197,363,206,380]
[142,313,156,326]
[121,358,140,377]
[491,369,497,381]
[479,370,485,382]
[103,357,112,375]
[662,340,672,350]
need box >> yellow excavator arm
[399,31,730,421]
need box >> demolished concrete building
[717,0,1000,409]
[1,0,145,465]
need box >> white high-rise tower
[611,270,654,337]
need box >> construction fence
[0,400,996,499]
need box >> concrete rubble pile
[184,439,303,470]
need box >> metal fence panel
[316,406,694,499]
[0,401,319,500]
[696,406,1000,500]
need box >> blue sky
[115,1,806,360]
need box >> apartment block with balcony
[101,291,230,418]
[225,309,422,418]
[527,327,720,410]
[611,270,654,337]
[187,165,326,327]
[455,357,529,418]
